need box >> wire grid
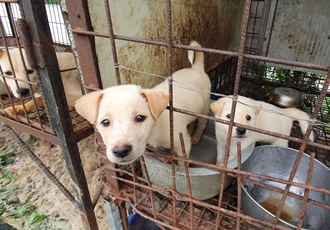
[68,0,330,229]
[0,2,70,47]
[0,1,92,144]
[212,57,330,168]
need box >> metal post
[103,196,124,230]
[19,0,98,229]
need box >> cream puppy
[75,41,211,165]
[0,48,82,115]
[210,95,314,165]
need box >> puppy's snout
[113,145,132,158]
[236,128,246,136]
[18,88,30,97]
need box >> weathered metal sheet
[260,0,330,73]
[87,0,246,88]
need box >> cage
[0,1,98,229]
[63,0,330,229]
[1,0,329,229]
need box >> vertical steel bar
[20,1,98,229]
[296,152,315,229]
[118,201,129,230]
[179,133,194,229]
[131,163,137,204]
[139,156,158,221]
[216,0,252,229]
[165,0,178,227]
[236,142,242,230]
[103,0,121,85]
[103,196,124,230]
[65,0,102,90]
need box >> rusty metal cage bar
[0,1,94,145]
[65,0,330,229]
[0,0,99,229]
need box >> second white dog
[210,95,314,165]
[0,47,82,115]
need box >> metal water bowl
[241,145,330,229]
[144,119,255,200]
[269,87,304,108]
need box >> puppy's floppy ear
[141,89,169,119]
[0,49,6,58]
[210,98,226,116]
[75,91,103,124]
[253,101,262,115]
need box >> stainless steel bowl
[144,119,255,200]
[241,146,330,229]
[269,87,304,107]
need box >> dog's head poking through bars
[75,85,169,165]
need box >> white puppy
[210,95,314,165]
[0,48,82,115]
[75,41,211,165]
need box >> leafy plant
[0,184,18,215]
[0,145,16,169]
[22,134,38,143]
[2,171,14,180]
[1,133,46,227]
[44,0,59,4]
[1,134,37,169]
[18,205,36,217]
[28,212,46,225]
[19,205,46,225]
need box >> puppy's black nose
[236,128,246,136]
[113,145,132,158]
[18,88,30,97]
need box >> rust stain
[267,0,330,67]
[115,0,245,88]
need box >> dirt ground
[0,127,110,230]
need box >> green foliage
[19,205,46,225]
[0,145,16,170]
[44,0,59,4]
[23,134,38,143]
[28,213,46,225]
[2,171,14,181]
[19,205,36,217]
[0,184,18,215]
[1,134,37,169]
[0,183,47,227]
[1,133,46,227]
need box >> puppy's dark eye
[27,69,34,74]
[246,115,251,121]
[101,119,110,127]
[135,115,146,122]
[226,114,231,119]
[4,70,12,75]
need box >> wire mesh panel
[66,0,330,229]
[0,1,98,229]
[0,1,93,144]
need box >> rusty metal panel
[87,0,246,89]
[64,0,102,91]
[260,0,330,73]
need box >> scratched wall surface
[87,0,245,88]
[260,0,330,73]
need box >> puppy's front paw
[4,105,26,116]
